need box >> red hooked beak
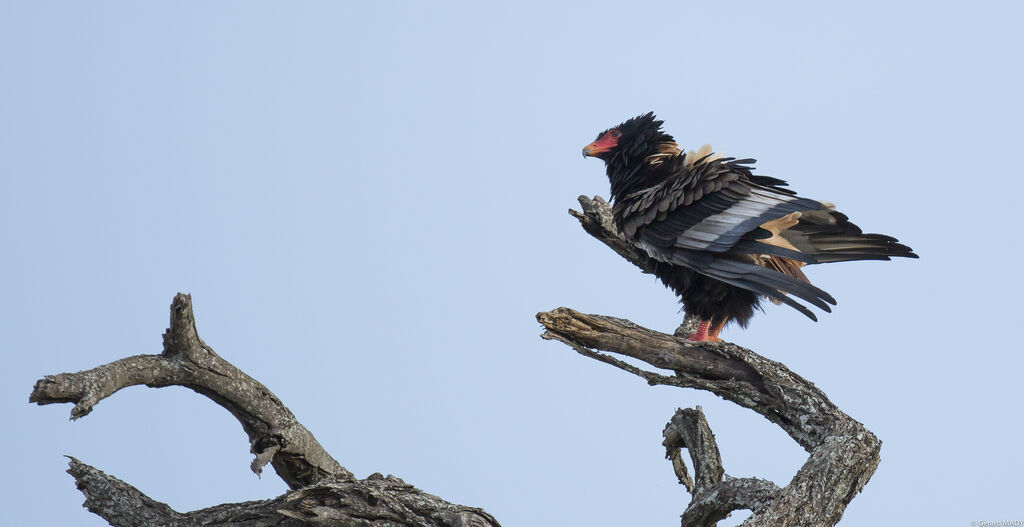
[582,132,619,158]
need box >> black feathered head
[582,111,675,163]
[583,112,680,202]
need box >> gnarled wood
[32,294,501,527]
[663,407,781,526]
[66,456,498,527]
[30,293,347,489]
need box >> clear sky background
[2,2,1021,526]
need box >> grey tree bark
[30,293,501,527]
[535,196,881,527]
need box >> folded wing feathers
[664,252,832,321]
[670,187,823,253]
[780,211,919,263]
[619,147,915,320]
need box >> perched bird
[582,112,917,341]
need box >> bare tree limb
[662,407,781,526]
[537,309,878,527]
[663,407,724,493]
[67,456,187,526]
[534,196,882,526]
[537,307,839,451]
[681,476,780,527]
[30,293,348,489]
[66,456,498,527]
[32,294,502,527]
[569,195,658,275]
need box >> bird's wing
[739,173,918,263]
[616,152,826,260]
[778,207,919,263]
[651,247,835,321]
[615,151,838,319]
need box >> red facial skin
[582,129,621,157]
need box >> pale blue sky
[2,2,1021,526]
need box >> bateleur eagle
[582,112,917,342]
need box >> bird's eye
[610,130,621,138]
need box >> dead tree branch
[663,408,780,526]
[32,293,500,527]
[535,196,881,527]
[65,456,495,527]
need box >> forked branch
[663,407,780,526]
[30,293,348,489]
[31,294,500,527]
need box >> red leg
[689,320,712,341]
[707,320,725,343]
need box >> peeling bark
[533,196,882,526]
[32,294,501,527]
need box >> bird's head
[582,111,676,164]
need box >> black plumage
[582,112,917,340]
